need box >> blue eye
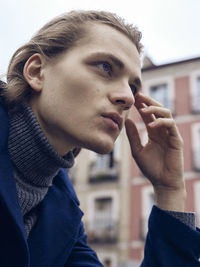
[130,84,137,96]
[97,62,112,76]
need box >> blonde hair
[4,10,142,109]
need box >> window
[191,74,200,113]
[87,191,119,243]
[191,123,200,171]
[98,252,117,267]
[89,139,120,183]
[143,77,174,112]
[93,197,113,232]
[94,151,114,171]
[150,84,169,108]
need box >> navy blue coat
[1,101,200,266]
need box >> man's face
[30,23,142,155]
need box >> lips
[101,112,123,130]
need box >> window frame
[87,190,119,224]
[190,70,200,113]
[191,122,200,171]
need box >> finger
[135,93,163,109]
[140,106,172,119]
[148,118,182,141]
[134,93,172,128]
[134,102,155,126]
[134,94,160,125]
[125,118,143,157]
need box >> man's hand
[125,93,186,211]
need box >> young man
[1,10,200,266]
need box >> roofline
[142,56,200,72]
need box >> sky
[1,0,200,75]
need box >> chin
[93,145,113,155]
[85,137,115,155]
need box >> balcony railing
[85,219,118,243]
[88,166,119,184]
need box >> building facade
[71,56,200,266]
[71,126,133,266]
[129,56,200,264]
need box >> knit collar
[8,104,74,188]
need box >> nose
[108,84,135,111]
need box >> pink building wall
[128,57,200,262]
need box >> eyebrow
[107,54,125,69]
[90,52,124,69]
[90,52,142,89]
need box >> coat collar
[0,102,27,239]
[0,102,29,265]
[28,169,83,266]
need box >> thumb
[125,118,143,157]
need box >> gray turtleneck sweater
[7,104,196,238]
[8,104,74,237]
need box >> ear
[23,53,45,92]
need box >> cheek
[44,66,103,116]
[63,79,100,106]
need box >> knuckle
[163,107,172,117]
